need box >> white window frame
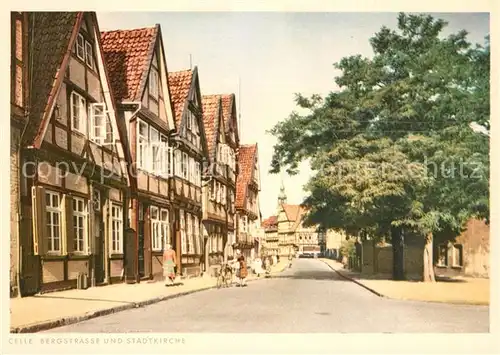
[70,91,87,135]
[137,119,149,171]
[194,215,200,254]
[187,214,194,254]
[84,40,94,69]
[160,209,170,248]
[75,33,85,60]
[111,204,123,254]
[89,103,113,146]
[46,190,62,254]
[149,68,159,99]
[151,206,160,251]
[150,127,161,174]
[180,209,187,254]
[182,152,188,180]
[73,196,88,253]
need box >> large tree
[269,13,489,281]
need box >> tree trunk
[391,226,405,280]
[423,233,436,282]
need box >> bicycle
[216,262,233,289]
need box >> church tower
[277,176,287,207]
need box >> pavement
[320,258,490,305]
[43,258,489,333]
[10,260,288,333]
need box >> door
[20,203,40,296]
[138,220,145,277]
[94,214,105,284]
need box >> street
[45,259,489,333]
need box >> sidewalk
[320,258,490,306]
[10,261,288,333]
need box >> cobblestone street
[45,259,489,333]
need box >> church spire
[278,173,287,206]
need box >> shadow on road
[272,270,347,281]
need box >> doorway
[138,204,145,278]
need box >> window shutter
[168,146,173,177]
[62,194,75,255]
[31,186,47,255]
[174,150,181,176]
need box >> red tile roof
[201,95,221,159]
[100,26,158,102]
[28,12,80,146]
[235,144,257,209]
[168,69,193,127]
[220,94,239,145]
[262,215,278,230]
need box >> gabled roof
[220,94,239,145]
[168,69,193,127]
[100,26,158,102]
[262,215,278,230]
[27,12,135,190]
[26,11,81,146]
[201,95,222,160]
[235,144,258,209]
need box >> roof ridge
[100,25,156,34]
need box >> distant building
[261,180,324,256]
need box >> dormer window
[149,68,159,99]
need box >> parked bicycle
[216,262,233,289]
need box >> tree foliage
[268,13,490,276]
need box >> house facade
[262,181,321,257]
[168,68,209,277]
[101,25,178,282]
[220,94,240,261]
[11,12,134,296]
[200,95,237,275]
[235,144,261,260]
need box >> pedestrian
[236,250,248,287]
[288,253,293,268]
[163,244,176,286]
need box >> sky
[97,12,490,219]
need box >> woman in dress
[163,244,177,286]
[236,250,248,287]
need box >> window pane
[46,193,51,207]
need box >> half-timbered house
[220,94,240,260]
[168,68,209,277]
[101,24,177,282]
[13,12,133,295]
[235,144,261,260]
[200,95,237,275]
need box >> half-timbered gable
[235,144,261,259]
[200,95,229,271]
[220,94,239,257]
[17,12,133,295]
[168,67,209,277]
[101,24,176,281]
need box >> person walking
[236,250,248,287]
[163,244,177,286]
[288,253,293,268]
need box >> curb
[319,259,386,298]
[10,285,218,334]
